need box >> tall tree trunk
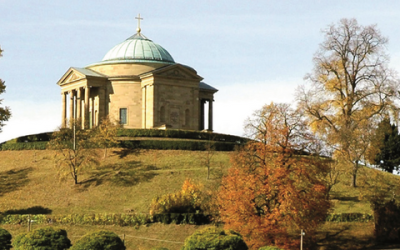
[351,173,357,187]
[350,162,358,187]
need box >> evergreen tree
[372,119,400,173]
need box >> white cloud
[213,79,299,137]
[0,101,59,143]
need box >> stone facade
[57,59,217,131]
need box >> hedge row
[152,213,211,225]
[0,213,150,226]
[0,213,373,226]
[325,213,373,222]
[10,132,53,143]
[0,140,238,151]
[119,140,238,151]
[0,141,48,150]
[117,129,248,143]
[0,213,210,226]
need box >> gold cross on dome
[136,13,143,33]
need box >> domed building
[57,19,217,131]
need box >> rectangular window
[120,108,127,125]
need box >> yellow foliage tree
[297,19,400,187]
[92,116,120,159]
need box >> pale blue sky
[1,0,400,142]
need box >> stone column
[84,86,90,129]
[142,86,147,128]
[91,97,95,127]
[69,90,74,128]
[61,92,67,128]
[76,88,82,122]
[199,99,205,130]
[208,99,213,131]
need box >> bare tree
[0,47,11,133]
[245,102,319,154]
[203,136,215,180]
[297,18,400,187]
[47,120,100,185]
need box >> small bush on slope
[70,230,125,250]
[181,226,248,250]
[13,227,71,250]
[0,228,12,250]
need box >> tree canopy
[0,47,11,133]
[218,103,330,249]
[297,18,400,187]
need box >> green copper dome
[101,33,175,64]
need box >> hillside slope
[1,149,400,249]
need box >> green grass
[1,149,400,249]
[329,165,400,215]
[0,149,230,215]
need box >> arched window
[185,109,190,127]
[160,106,166,123]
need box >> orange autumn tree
[218,103,331,250]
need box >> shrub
[150,179,204,215]
[181,226,248,250]
[12,227,71,250]
[70,230,125,250]
[259,247,284,250]
[0,228,12,250]
[152,213,210,225]
[325,213,373,222]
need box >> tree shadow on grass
[4,206,52,215]
[113,148,142,159]
[80,161,158,188]
[331,196,359,202]
[0,167,33,196]
[317,224,376,250]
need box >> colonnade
[61,86,94,129]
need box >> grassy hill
[1,149,400,249]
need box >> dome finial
[135,13,143,34]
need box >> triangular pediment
[65,71,81,82]
[141,64,204,81]
[57,68,86,86]
[57,67,107,86]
